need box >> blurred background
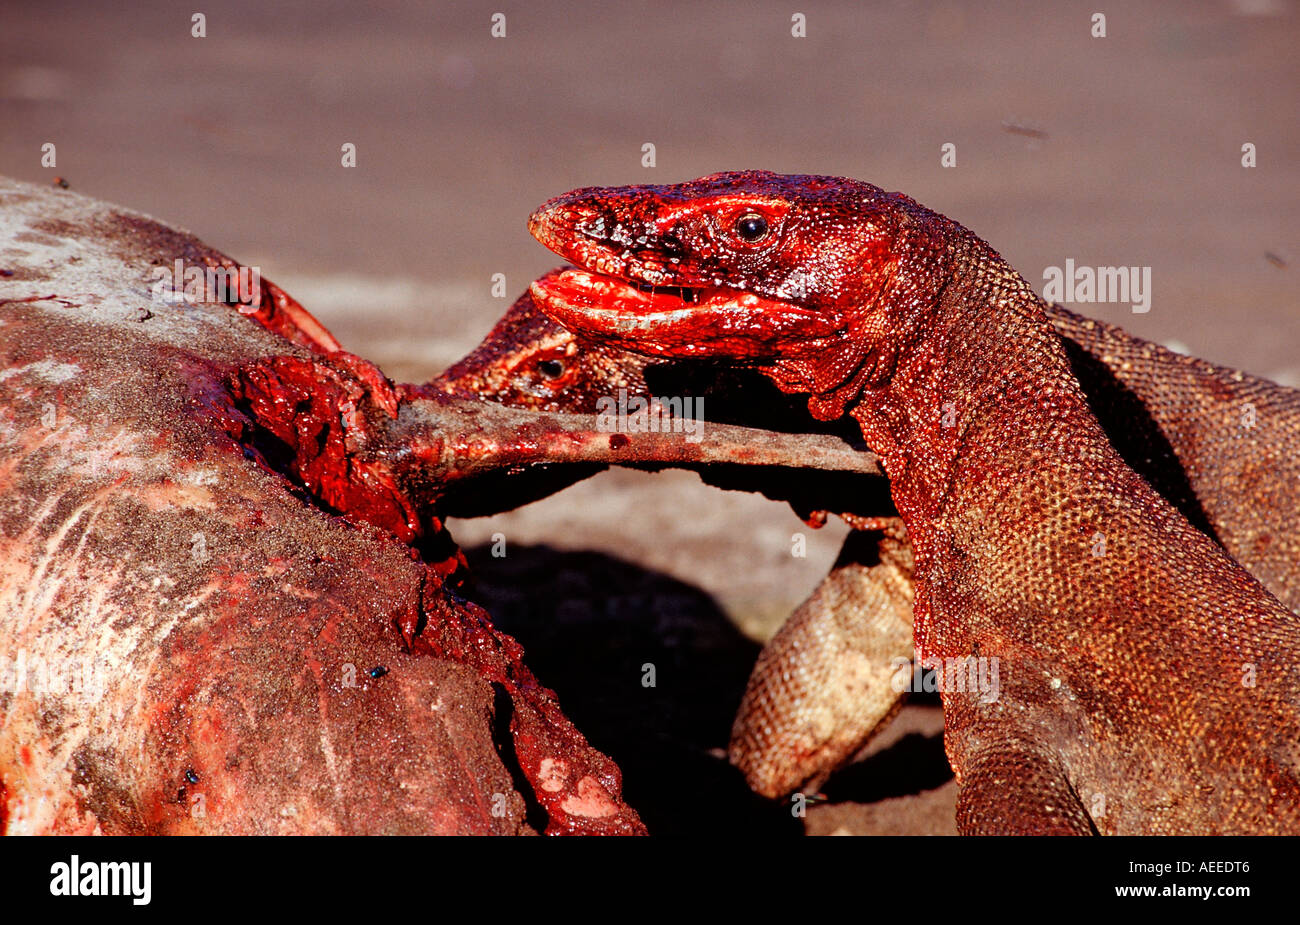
[3,0,1296,834]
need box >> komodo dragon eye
[734,212,769,242]
[537,358,566,379]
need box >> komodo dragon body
[436,281,1300,804]
[521,171,1300,834]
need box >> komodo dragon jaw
[525,171,1300,834]
[527,172,882,364]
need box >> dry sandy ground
[2,0,1296,835]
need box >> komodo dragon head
[527,170,957,419]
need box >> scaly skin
[524,171,1300,833]
[437,285,1300,800]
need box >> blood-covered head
[527,171,953,416]
[432,279,650,413]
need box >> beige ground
[3,0,1295,835]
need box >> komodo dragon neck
[832,228,1136,657]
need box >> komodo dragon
[436,281,1300,803]
[521,170,1300,834]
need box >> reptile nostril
[578,215,610,241]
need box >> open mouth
[528,267,846,359]
[630,280,699,303]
